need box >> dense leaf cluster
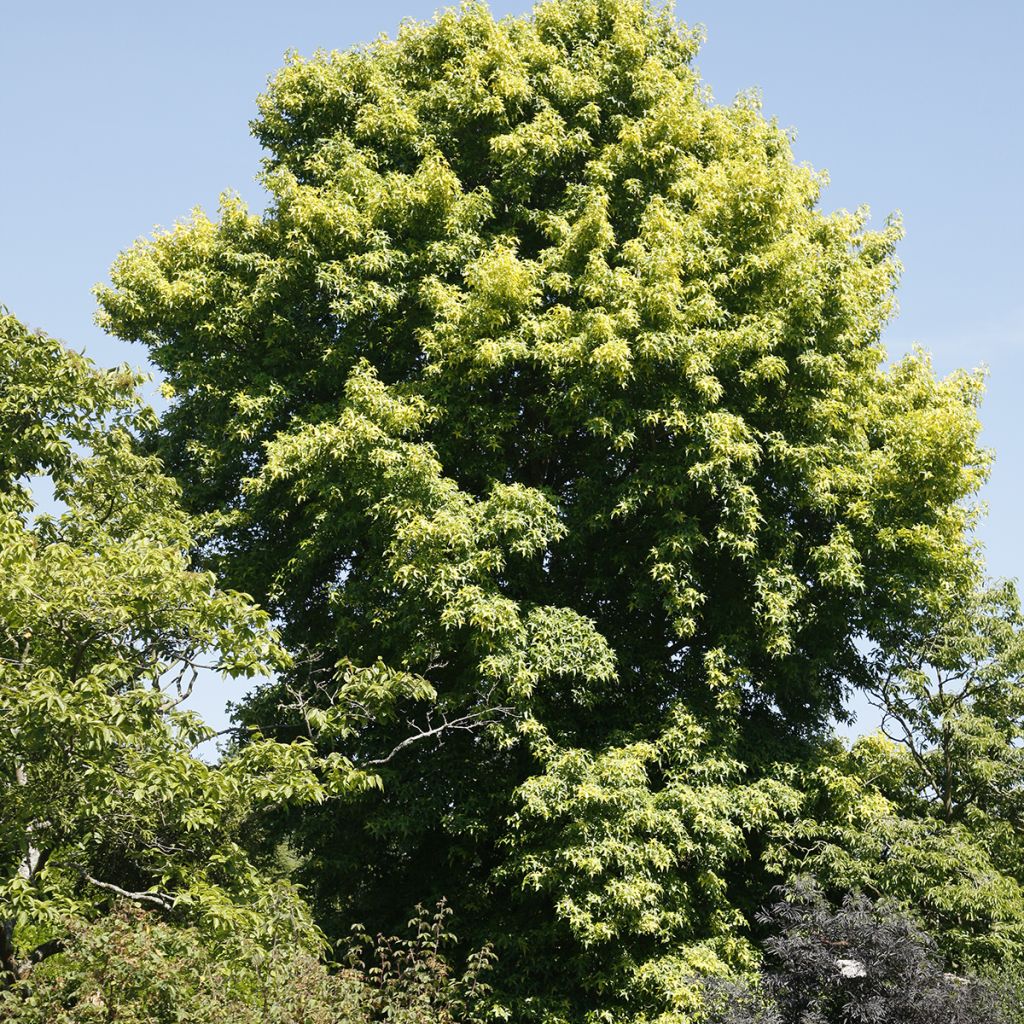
[0,902,492,1023]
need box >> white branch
[367,706,515,766]
[83,875,173,911]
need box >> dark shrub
[760,881,1007,1023]
[701,882,1011,1024]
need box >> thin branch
[367,706,515,766]
[188,726,243,751]
[162,663,199,711]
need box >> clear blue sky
[4,1,1022,736]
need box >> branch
[83,875,173,911]
[188,726,243,751]
[162,663,199,711]
[367,706,515,766]
[18,937,65,974]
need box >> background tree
[95,0,992,1018]
[868,582,1024,826]
[764,741,1024,970]
[765,585,1024,968]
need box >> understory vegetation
[3,1,1023,1020]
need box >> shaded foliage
[760,884,1009,1024]
[701,885,1012,1024]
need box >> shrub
[700,883,1012,1024]
[0,902,492,1024]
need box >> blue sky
[3,1,1021,736]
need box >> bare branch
[367,706,515,766]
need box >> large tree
[97,1,990,1019]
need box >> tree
[95,1,990,1019]
[0,309,347,988]
[868,582,1024,826]
[751,584,1024,972]
[767,584,1024,970]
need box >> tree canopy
[0,0,1005,1021]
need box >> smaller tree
[0,310,361,988]
[867,582,1024,825]
[346,900,496,1024]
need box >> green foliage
[0,901,492,1023]
[91,0,1000,1018]
[0,309,354,985]
[0,907,346,1024]
[500,707,802,1020]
